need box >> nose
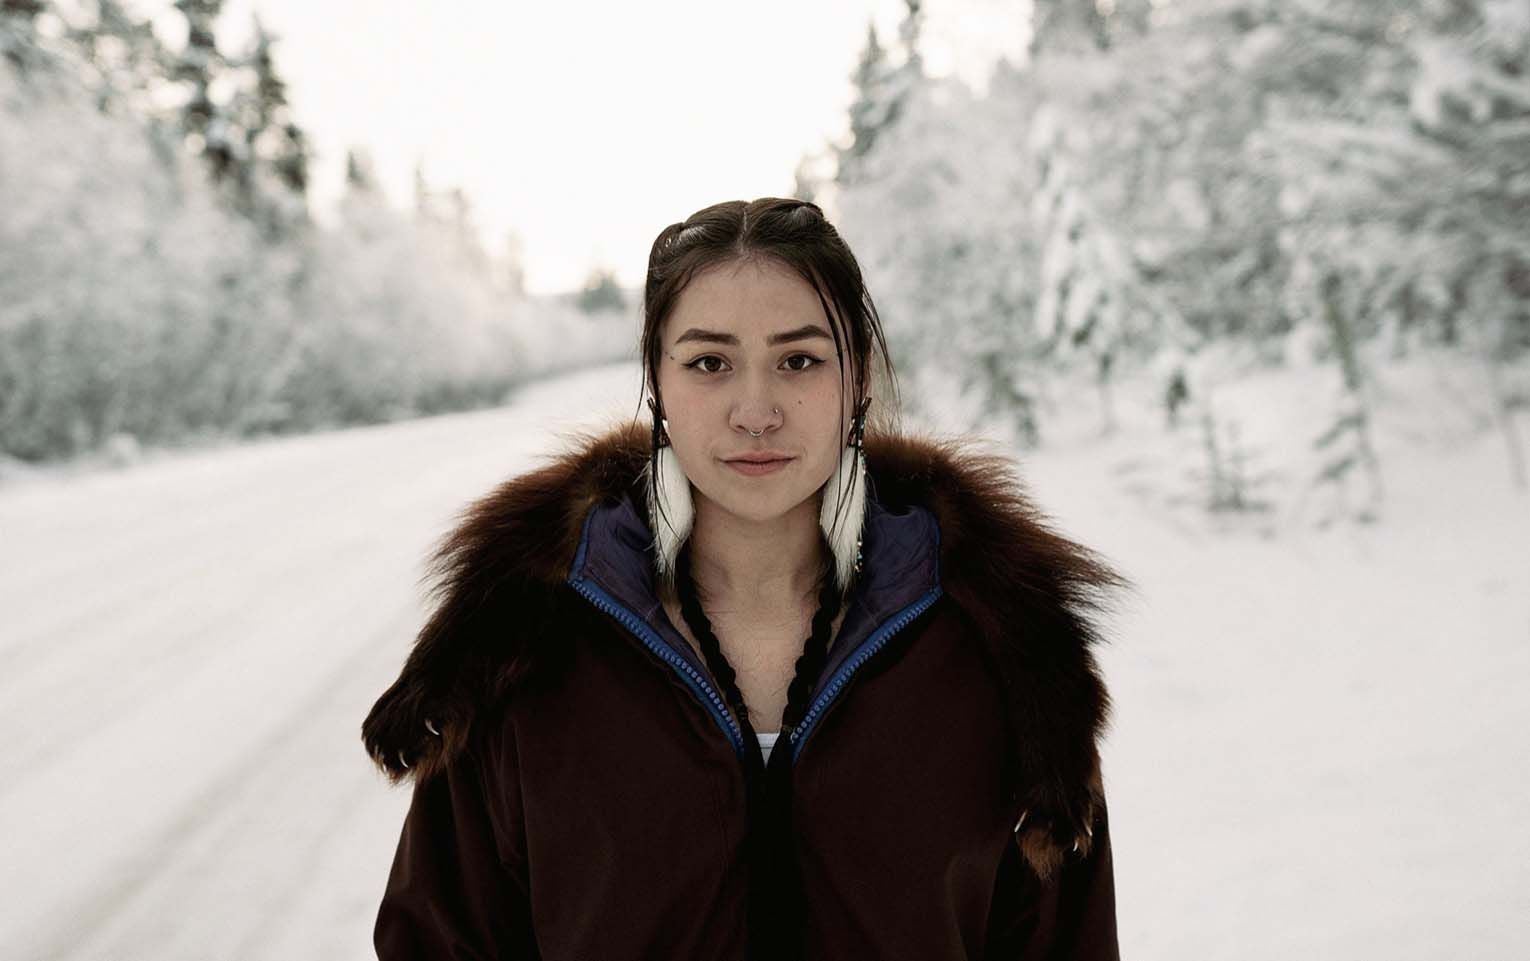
[731,404,781,436]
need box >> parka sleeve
[986,791,1120,960]
[372,714,538,960]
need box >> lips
[723,455,794,476]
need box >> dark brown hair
[633,196,902,557]
[632,203,906,935]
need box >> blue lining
[789,584,943,760]
[564,483,941,766]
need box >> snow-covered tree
[578,266,626,315]
[1031,0,1153,53]
[60,0,170,112]
[235,14,311,226]
[169,0,238,188]
[838,0,927,190]
[827,0,1530,514]
[0,29,595,463]
[0,0,49,76]
[838,22,897,188]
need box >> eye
[681,354,824,375]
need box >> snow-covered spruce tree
[0,0,47,76]
[1026,96,1175,440]
[578,267,626,315]
[1400,0,1528,488]
[839,69,1057,443]
[163,3,308,237]
[833,0,1079,446]
[1030,0,1152,54]
[0,12,535,462]
[1026,1,1277,458]
[1191,399,1277,516]
[58,0,171,114]
[169,0,239,191]
[836,3,921,191]
[0,30,300,458]
[1311,268,1385,525]
[231,13,312,237]
[1247,0,1528,498]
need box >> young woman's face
[656,257,857,526]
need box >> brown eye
[784,354,824,372]
[684,356,725,374]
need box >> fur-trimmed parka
[362,419,1130,960]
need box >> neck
[686,492,827,613]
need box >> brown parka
[361,420,1130,960]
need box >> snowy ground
[1,352,1525,960]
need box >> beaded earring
[646,397,693,594]
[646,395,870,595]
[820,396,871,594]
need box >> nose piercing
[748,408,780,437]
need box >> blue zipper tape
[568,574,746,757]
[566,501,945,768]
[787,586,943,762]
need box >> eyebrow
[674,324,834,347]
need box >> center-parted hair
[635,196,902,584]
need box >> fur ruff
[360,419,1133,879]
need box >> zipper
[566,574,746,758]
[787,586,943,763]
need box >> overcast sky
[127,1,1029,295]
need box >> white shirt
[757,731,781,764]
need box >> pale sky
[127,1,1029,295]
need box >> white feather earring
[820,396,871,595]
[646,399,693,593]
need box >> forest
[820,0,1528,523]
[0,0,634,466]
[2,0,1526,526]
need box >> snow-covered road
[0,363,645,960]
[2,357,1525,959]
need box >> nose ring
[748,408,780,437]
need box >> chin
[700,473,816,524]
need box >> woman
[362,197,1131,960]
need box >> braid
[671,532,842,961]
[780,548,845,734]
[672,537,846,741]
[675,541,751,726]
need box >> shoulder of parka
[360,421,645,789]
[361,418,1135,880]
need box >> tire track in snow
[34,594,419,961]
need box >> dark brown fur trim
[360,422,647,785]
[862,427,1132,878]
[360,419,1135,878]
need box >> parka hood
[361,418,1132,879]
